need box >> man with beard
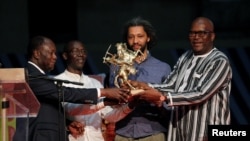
[126,17,232,141]
[108,17,172,141]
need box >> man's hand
[103,98,120,106]
[132,87,166,107]
[127,94,141,109]
[68,121,84,139]
[100,88,130,103]
[127,80,151,89]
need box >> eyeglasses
[70,49,87,55]
[189,31,213,37]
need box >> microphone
[28,75,84,86]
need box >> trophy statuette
[103,43,144,95]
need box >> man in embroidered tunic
[128,17,232,141]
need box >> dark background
[0,0,249,125]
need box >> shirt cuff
[167,92,173,106]
[97,88,101,97]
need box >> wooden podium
[0,68,40,141]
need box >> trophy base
[130,89,144,96]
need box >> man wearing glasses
[127,17,232,141]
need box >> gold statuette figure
[103,43,143,91]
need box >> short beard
[128,44,147,53]
[140,45,146,53]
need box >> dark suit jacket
[14,63,98,141]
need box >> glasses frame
[189,31,213,37]
[69,49,87,56]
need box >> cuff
[167,92,173,106]
[97,88,101,97]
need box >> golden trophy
[103,43,144,95]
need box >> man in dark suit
[13,36,129,141]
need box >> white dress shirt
[55,70,133,141]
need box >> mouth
[192,42,203,47]
[77,59,83,62]
[76,59,85,64]
[132,45,141,51]
[51,61,56,65]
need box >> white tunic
[55,70,133,141]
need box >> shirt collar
[193,47,216,58]
[28,61,46,74]
[64,69,84,78]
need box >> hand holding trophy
[103,43,144,95]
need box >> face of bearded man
[127,26,150,53]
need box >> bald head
[189,17,215,55]
[191,17,214,32]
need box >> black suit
[14,63,98,141]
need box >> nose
[193,33,200,39]
[53,53,57,60]
[77,52,87,57]
[133,37,139,43]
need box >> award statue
[103,43,144,94]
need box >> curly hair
[122,17,157,50]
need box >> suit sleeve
[29,77,98,104]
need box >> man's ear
[147,37,150,42]
[33,50,40,59]
[211,33,215,41]
[209,32,215,43]
[62,52,68,60]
